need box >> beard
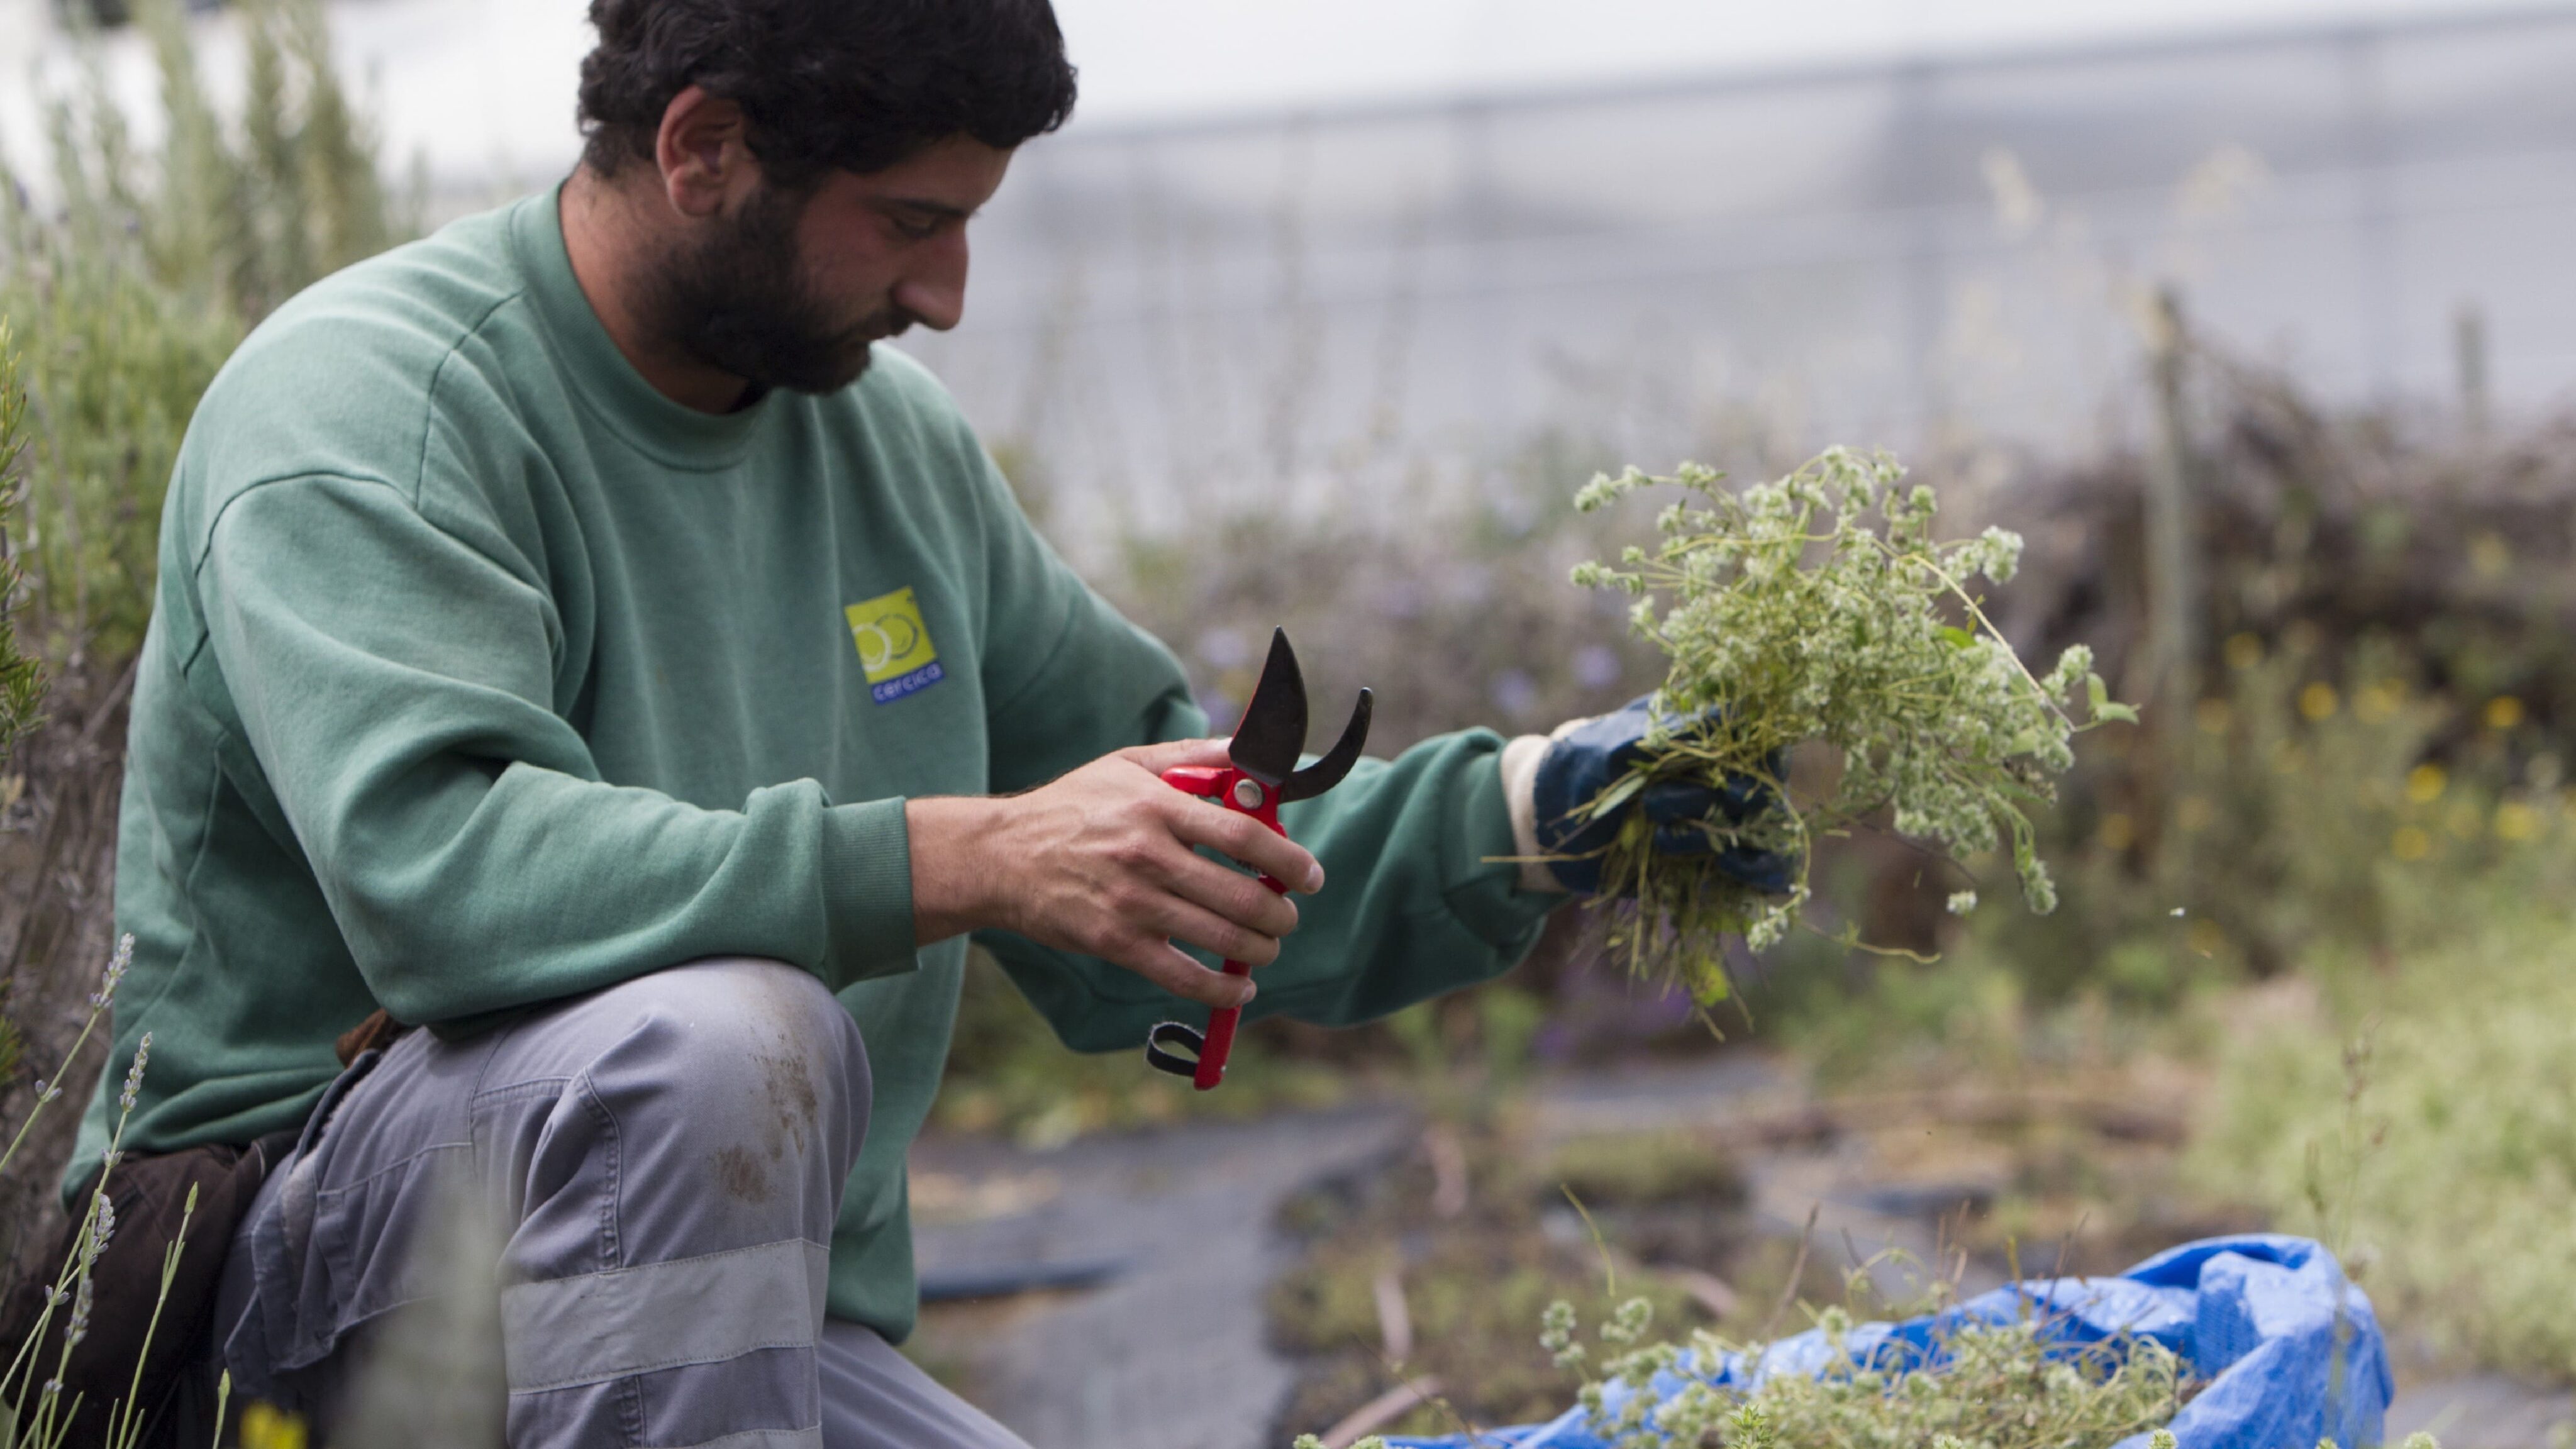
[642,184,913,397]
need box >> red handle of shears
[1159,763,1285,1091]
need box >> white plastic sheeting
[900,6,2576,558]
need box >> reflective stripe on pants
[212,957,1028,1449]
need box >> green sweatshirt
[75,189,1558,1338]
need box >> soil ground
[908,1053,2573,1448]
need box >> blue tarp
[1391,1235,2390,1449]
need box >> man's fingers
[1154,847,1301,940]
[1107,740,1328,893]
[1109,936,1257,1009]
[1144,885,1292,969]
[1163,794,1326,894]
[1003,741,1327,1011]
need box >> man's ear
[655,85,755,219]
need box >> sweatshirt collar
[511,186,769,471]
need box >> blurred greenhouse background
[11,2,2576,552]
[930,4,2576,555]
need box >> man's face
[645,135,1014,396]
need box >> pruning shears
[1145,628,1372,1091]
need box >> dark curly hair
[577,0,1078,184]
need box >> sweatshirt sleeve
[194,474,918,1027]
[955,443,1565,1049]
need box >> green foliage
[0,0,403,665]
[1964,632,2523,1011]
[1541,1130,1746,1210]
[0,325,45,755]
[1274,1233,1692,1436]
[2187,837,2576,1382]
[1267,1101,1883,1443]
[104,0,399,321]
[1546,1297,2188,1449]
[0,0,406,1374]
[1269,1115,1794,1440]
[1568,448,2126,1000]
[0,223,237,664]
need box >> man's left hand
[1497,696,1795,896]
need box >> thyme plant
[1292,1287,2448,1449]
[1545,1295,2190,1448]
[1567,449,2132,999]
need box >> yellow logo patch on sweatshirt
[846,587,945,704]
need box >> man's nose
[892,231,969,333]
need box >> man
[72,1,1768,1445]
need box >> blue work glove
[1517,696,1794,896]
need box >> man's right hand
[906,739,1325,1009]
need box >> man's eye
[891,214,943,242]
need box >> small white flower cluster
[1538,1297,2192,1448]
[118,1031,153,1114]
[89,933,134,1011]
[36,933,142,1106]
[0,933,175,1440]
[1538,1298,1587,1372]
[87,1192,116,1260]
[1572,448,2132,990]
[63,1274,92,1351]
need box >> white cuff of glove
[1499,714,1601,895]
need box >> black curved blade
[1228,628,1307,786]
[1279,687,1372,802]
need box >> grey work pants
[211,957,1029,1449]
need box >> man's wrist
[1506,711,1607,895]
[1499,733,1569,894]
[908,794,1004,944]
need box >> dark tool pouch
[0,1129,298,1448]
[0,1009,405,1448]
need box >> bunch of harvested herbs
[1548,1297,2190,1449]
[1563,448,2131,1001]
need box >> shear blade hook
[1279,687,1372,802]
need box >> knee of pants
[556,957,870,1214]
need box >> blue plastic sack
[1389,1235,2390,1449]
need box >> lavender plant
[0,0,408,1298]
[0,936,221,1449]
[1567,448,2133,1000]
[0,323,42,757]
